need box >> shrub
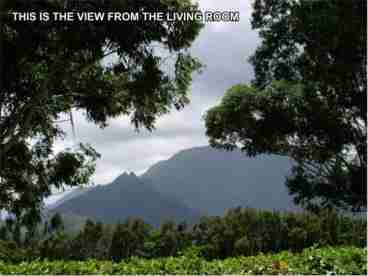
[0,246,365,275]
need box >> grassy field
[0,246,366,275]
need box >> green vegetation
[205,0,366,212]
[0,246,365,275]
[0,208,365,263]
[1,1,366,274]
[0,0,202,226]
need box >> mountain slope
[142,146,296,215]
[54,172,200,227]
[43,211,88,235]
[47,186,95,210]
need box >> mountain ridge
[53,146,297,226]
[142,146,296,215]
[54,171,201,227]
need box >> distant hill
[54,172,200,227]
[53,146,297,226]
[142,146,296,215]
[47,186,95,210]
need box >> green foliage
[68,219,104,260]
[193,208,366,259]
[49,213,64,234]
[1,208,365,263]
[0,0,203,227]
[0,240,29,263]
[0,246,365,275]
[109,219,151,261]
[205,0,366,212]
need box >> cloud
[55,0,260,185]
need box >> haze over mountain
[53,146,296,226]
[142,146,296,215]
[47,187,95,210]
[54,172,200,227]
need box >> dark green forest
[0,208,365,262]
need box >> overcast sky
[55,0,260,186]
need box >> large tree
[0,0,202,225]
[205,0,366,212]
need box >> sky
[54,0,260,186]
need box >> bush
[0,246,365,274]
[0,241,29,263]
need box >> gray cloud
[55,0,260,185]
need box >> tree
[49,213,64,233]
[205,0,366,212]
[234,235,250,256]
[67,219,104,260]
[0,0,202,226]
[157,220,180,256]
[95,224,114,260]
[109,223,133,261]
[112,218,151,258]
[80,219,103,259]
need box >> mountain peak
[54,168,200,227]
[53,146,296,226]
[113,171,139,185]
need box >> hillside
[47,187,95,210]
[54,172,200,227]
[54,146,297,225]
[142,146,296,215]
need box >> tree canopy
[205,0,366,212]
[0,0,203,225]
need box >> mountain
[142,146,296,215]
[43,211,89,235]
[54,172,200,227]
[54,146,296,226]
[47,186,95,209]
